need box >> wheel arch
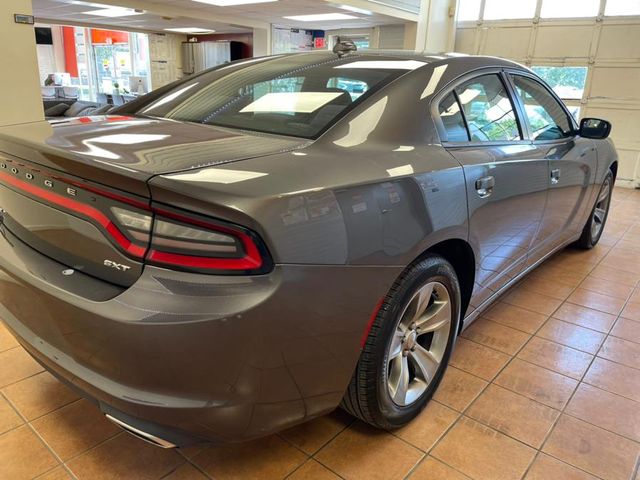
[413,238,476,329]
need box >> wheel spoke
[389,329,404,359]
[409,345,440,384]
[403,283,434,326]
[415,300,451,333]
[388,355,409,404]
[598,182,610,204]
[594,207,605,224]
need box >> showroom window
[439,92,469,141]
[540,0,600,18]
[454,74,521,142]
[512,75,573,141]
[483,0,537,20]
[531,66,588,100]
[605,0,640,16]
[457,0,482,21]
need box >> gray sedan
[0,48,615,446]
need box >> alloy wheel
[591,176,612,240]
[386,281,452,407]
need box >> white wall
[0,0,44,126]
[455,2,640,188]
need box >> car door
[435,71,548,314]
[506,72,598,266]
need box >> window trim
[431,67,529,147]
[504,69,579,145]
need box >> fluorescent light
[335,60,427,70]
[83,7,143,17]
[338,4,372,15]
[240,92,344,113]
[164,28,216,34]
[284,13,357,22]
[192,0,277,5]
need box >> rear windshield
[138,55,423,139]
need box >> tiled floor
[2,187,640,480]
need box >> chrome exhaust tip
[105,414,177,449]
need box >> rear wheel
[341,255,460,429]
[576,171,613,249]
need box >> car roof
[283,49,528,74]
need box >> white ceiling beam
[324,0,419,22]
[70,0,270,29]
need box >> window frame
[504,69,579,145]
[431,67,529,148]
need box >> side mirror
[579,118,611,139]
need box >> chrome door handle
[551,168,561,185]
[475,176,495,198]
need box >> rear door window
[438,93,469,142]
[454,74,521,142]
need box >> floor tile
[598,335,640,369]
[394,400,459,452]
[589,264,640,287]
[2,371,79,420]
[536,318,605,354]
[481,302,548,334]
[578,276,634,300]
[280,409,352,455]
[552,303,617,333]
[0,425,58,479]
[287,459,340,480]
[611,317,640,344]
[0,393,23,435]
[630,288,640,304]
[466,384,559,448]
[162,463,208,480]
[0,347,43,387]
[517,275,575,300]
[409,456,471,479]
[583,357,640,402]
[0,322,19,352]
[432,366,488,412]
[67,433,184,480]
[517,336,593,380]
[461,319,530,355]
[524,453,598,480]
[530,265,585,288]
[192,434,306,480]
[31,399,121,461]
[566,288,626,315]
[565,383,640,442]
[431,416,536,480]
[450,338,511,381]
[316,421,423,480]
[502,288,563,316]
[542,415,640,480]
[35,466,74,480]
[494,358,578,409]
[622,302,640,322]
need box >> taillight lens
[145,209,271,274]
[109,205,271,274]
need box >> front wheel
[576,171,613,249]
[341,255,460,429]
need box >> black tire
[576,170,613,249]
[341,255,460,429]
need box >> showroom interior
[1,0,640,479]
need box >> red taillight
[0,167,271,275]
[144,208,269,274]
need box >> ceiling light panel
[164,27,216,33]
[283,13,358,22]
[83,7,143,17]
[192,0,278,6]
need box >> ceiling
[32,0,411,34]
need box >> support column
[0,0,44,127]
[252,26,272,57]
[415,0,457,53]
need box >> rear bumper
[0,228,400,444]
